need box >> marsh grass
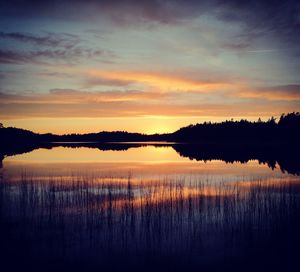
[0,173,300,271]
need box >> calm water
[1,145,299,271]
[2,145,296,180]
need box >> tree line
[0,112,299,144]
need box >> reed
[0,173,299,271]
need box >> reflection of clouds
[4,145,292,184]
[3,172,300,213]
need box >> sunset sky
[0,0,299,134]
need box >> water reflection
[2,146,296,183]
[1,142,299,175]
[1,174,300,271]
[0,145,300,271]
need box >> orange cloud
[237,85,300,101]
[87,69,232,91]
[0,89,167,104]
[1,83,299,134]
[0,90,297,120]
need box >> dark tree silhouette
[0,112,300,174]
[171,112,300,143]
[0,112,299,145]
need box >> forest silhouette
[1,112,299,144]
[1,113,300,272]
[1,112,299,174]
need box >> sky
[0,0,299,134]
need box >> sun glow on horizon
[1,114,279,135]
[0,1,299,134]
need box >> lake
[0,144,299,271]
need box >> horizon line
[1,112,297,136]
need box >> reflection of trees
[0,154,3,169]
[1,112,299,174]
[0,142,299,175]
[172,143,300,175]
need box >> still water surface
[1,145,299,272]
[2,145,295,181]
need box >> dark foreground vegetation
[0,113,300,271]
[0,173,299,272]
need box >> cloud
[1,0,204,24]
[1,1,299,65]
[2,1,299,40]
[48,88,167,102]
[1,1,299,123]
[0,50,30,64]
[0,98,296,119]
[238,84,300,101]
[0,89,168,105]
[215,0,300,45]
[83,77,134,87]
[0,47,114,65]
[0,88,299,119]
[0,31,115,65]
[0,32,80,48]
[86,69,233,91]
